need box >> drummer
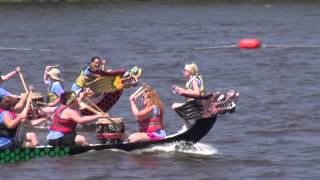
[128,85,166,143]
[43,65,64,107]
[0,67,21,101]
[71,56,106,95]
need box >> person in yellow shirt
[71,56,105,95]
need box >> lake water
[0,1,320,179]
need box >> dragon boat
[0,89,239,164]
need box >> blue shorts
[0,137,14,149]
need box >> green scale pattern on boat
[0,147,70,164]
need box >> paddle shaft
[18,72,28,93]
[132,85,147,98]
[51,64,60,68]
[84,97,104,113]
[80,101,101,115]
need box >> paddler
[172,63,206,133]
[0,88,48,149]
[47,91,109,146]
[128,85,166,143]
[43,65,65,107]
[71,56,106,95]
[0,67,22,100]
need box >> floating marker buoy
[238,39,261,49]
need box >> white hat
[47,68,63,81]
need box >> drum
[96,118,125,144]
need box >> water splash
[134,141,220,156]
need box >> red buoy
[238,39,261,49]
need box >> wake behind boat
[0,89,238,164]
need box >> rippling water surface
[0,1,320,179]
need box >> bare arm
[174,80,201,97]
[29,118,48,126]
[43,65,55,84]
[90,73,102,79]
[3,112,24,129]
[14,92,29,113]
[1,67,20,81]
[129,96,154,121]
[43,66,50,84]
[64,108,106,124]
[48,98,60,107]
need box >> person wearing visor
[47,91,108,146]
[43,65,64,107]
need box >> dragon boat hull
[0,89,239,164]
[0,115,216,164]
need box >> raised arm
[43,65,54,84]
[129,95,154,121]
[1,67,20,81]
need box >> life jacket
[0,108,18,138]
[74,65,96,88]
[49,105,77,134]
[47,81,63,103]
[186,75,206,96]
[139,106,164,133]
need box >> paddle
[131,84,147,99]
[18,71,28,93]
[14,87,33,147]
[20,87,33,122]
[79,101,103,115]
[84,97,105,114]
[51,64,60,68]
